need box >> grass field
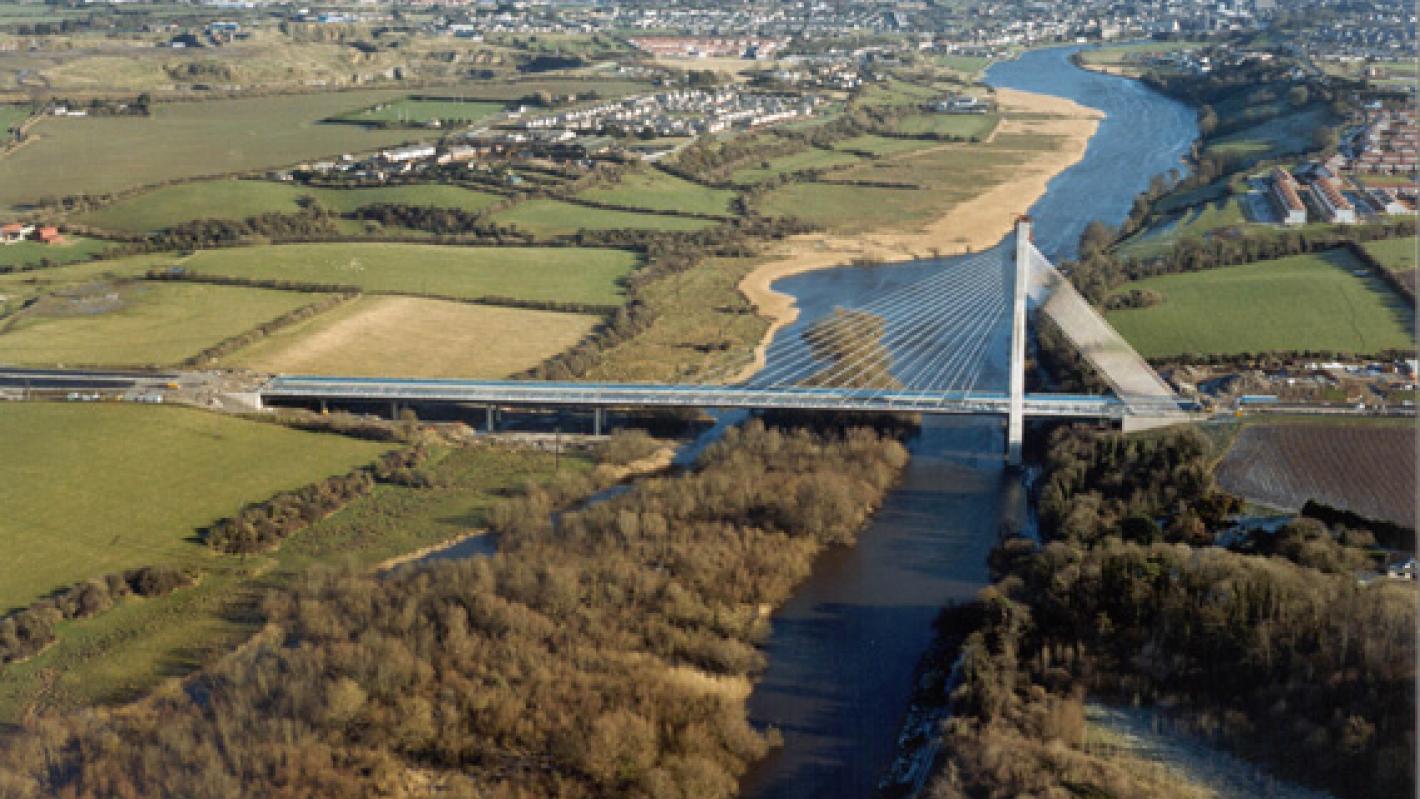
[890,112,1000,140]
[0,236,109,269]
[76,180,504,233]
[0,90,431,212]
[0,403,391,612]
[1105,249,1416,358]
[0,103,30,136]
[1117,196,1249,258]
[1362,236,1417,271]
[833,134,941,157]
[180,242,637,304]
[1078,40,1207,66]
[1206,106,1330,164]
[226,295,597,377]
[490,199,717,236]
[0,434,583,720]
[728,147,862,184]
[334,97,507,125]
[577,168,736,216]
[754,132,1051,233]
[0,281,320,366]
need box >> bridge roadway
[261,375,1188,420]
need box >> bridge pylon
[1006,217,1030,466]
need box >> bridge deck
[262,375,1189,419]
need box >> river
[735,45,1199,799]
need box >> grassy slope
[225,295,598,377]
[1362,236,1417,271]
[1105,249,1416,358]
[577,169,736,216]
[0,282,320,366]
[0,403,391,612]
[890,112,1000,139]
[0,90,429,211]
[76,180,503,233]
[181,242,636,304]
[490,198,717,236]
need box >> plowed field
[1217,423,1415,527]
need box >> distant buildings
[628,36,785,60]
[0,223,63,245]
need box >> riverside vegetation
[0,420,909,797]
[915,424,1414,799]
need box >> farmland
[0,90,431,212]
[577,168,736,216]
[728,147,862,183]
[178,242,638,305]
[225,295,598,377]
[0,281,321,366]
[889,112,1000,139]
[1216,420,1416,527]
[1116,195,1248,258]
[489,198,717,236]
[0,403,392,613]
[1105,249,1416,358]
[1204,106,1331,164]
[0,235,110,270]
[333,97,507,126]
[0,434,584,720]
[75,180,503,234]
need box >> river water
[736,46,1199,799]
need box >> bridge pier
[484,404,496,433]
[1006,217,1030,467]
[592,407,605,437]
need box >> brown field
[223,295,598,377]
[1216,422,1415,527]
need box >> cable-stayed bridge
[261,220,1194,463]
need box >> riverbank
[732,87,1103,381]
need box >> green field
[1206,107,1330,164]
[577,169,736,216]
[0,90,431,212]
[1078,40,1207,66]
[934,54,992,74]
[0,403,391,612]
[1362,236,1417,271]
[334,97,507,125]
[76,180,503,233]
[728,148,862,184]
[0,236,110,270]
[0,103,30,136]
[754,132,1048,232]
[0,281,320,366]
[180,242,638,304]
[0,439,583,720]
[890,112,1000,139]
[490,199,717,236]
[833,134,940,157]
[1117,196,1248,258]
[1106,249,1416,358]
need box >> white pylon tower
[1006,216,1031,466]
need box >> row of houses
[516,89,823,139]
[627,36,786,60]
[0,223,63,245]
[1266,164,1415,225]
